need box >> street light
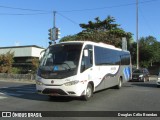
[48,28,53,40]
[55,28,60,40]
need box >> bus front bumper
[36,81,86,97]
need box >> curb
[0,79,35,84]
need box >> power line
[57,12,78,25]
[0,0,159,26]
[0,5,51,12]
[59,3,135,12]
[0,0,159,15]
[0,4,52,16]
[0,0,159,14]
[57,0,159,25]
[59,0,159,12]
[0,12,51,16]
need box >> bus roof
[58,41,128,52]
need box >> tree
[31,58,39,74]
[79,16,119,31]
[139,36,160,67]
[60,35,78,42]
[0,52,14,73]
[130,36,160,68]
[60,16,133,48]
[129,42,137,65]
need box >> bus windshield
[38,43,83,79]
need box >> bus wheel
[116,77,122,89]
[82,83,93,101]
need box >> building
[0,45,45,73]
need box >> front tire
[115,77,122,89]
[82,83,93,101]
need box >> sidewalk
[149,75,158,81]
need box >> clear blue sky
[0,0,160,48]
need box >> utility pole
[48,11,60,45]
[136,0,139,69]
[53,11,56,28]
[53,11,56,44]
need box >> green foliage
[129,42,137,65]
[60,16,133,48]
[60,35,78,42]
[11,67,22,74]
[0,51,14,73]
[139,36,160,67]
[129,36,160,68]
[79,16,119,31]
[140,61,150,68]
[31,58,39,74]
[60,16,159,68]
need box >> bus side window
[81,45,93,73]
[120,54,130,65]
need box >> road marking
[0,96,7,99]
[0,92,5,95]
[0,92,8,99]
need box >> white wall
[31,47,44,57]
[0,46,45,58]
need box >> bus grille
[42,88,68,95]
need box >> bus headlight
[64,80,79,86]
[36,81,44,85]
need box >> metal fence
[0,73,36,82]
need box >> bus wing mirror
[39,49,46,60]
[84,49,88,57]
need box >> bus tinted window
[120,54,130,65]
[94,46,120,65]
[81,45,93,72]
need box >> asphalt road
[0,78,160,120]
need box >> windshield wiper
[97,63,112,65]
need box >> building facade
[0,45,45,73]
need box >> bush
[0,52,14,73]
[11,67,22,74]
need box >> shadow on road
[1,81,157,102]
[0,84,81,102]
[131,81,157,88]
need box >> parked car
[131,68,150,82]
[157,72,160,87]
